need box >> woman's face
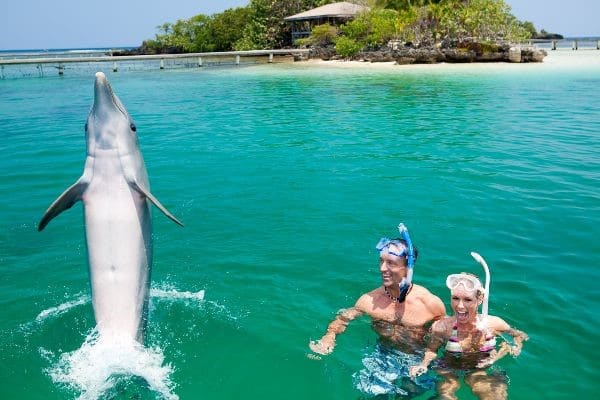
[450,287,480,324]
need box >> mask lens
[447,274,478,291]
[376,238,406,258]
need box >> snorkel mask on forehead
[446,252,492,330]
[375,223,415,302]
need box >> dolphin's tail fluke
[38,178,88,231]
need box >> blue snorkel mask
[375,223,416,302]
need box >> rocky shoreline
[310,43,547,64]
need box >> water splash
[150,286,205,302]
[34,285,205,325]
[34,284,208,399]
[36,294,90,323]
[43,331,178,400]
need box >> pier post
[597,40,600,50]
[268,53,273,63]
[198,57,203,67]
[113,62,118,72]
[551,40,557,50]
[1,65,4,80]
[572,40,578,50]
[160,59,165,69]
[236,55,240,65]
[58,63,64,75]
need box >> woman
[409,253,528,400]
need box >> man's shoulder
[411,284,442,302]
[410,284,445,315]
[355,287,383,309]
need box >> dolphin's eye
[130,123,137,132]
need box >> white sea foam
[34,284,204,324]
[35,294,90,323]
[150,286,205,302]
[44,331,178,400]
[34,284,209,399]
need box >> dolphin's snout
[95,71,107,83]
[93,72,116,112]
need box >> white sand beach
[304,48,600,71]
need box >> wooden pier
[530,38,600,51]
[0,49,310,77]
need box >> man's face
[379,244,407,287]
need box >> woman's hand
[477,342,512,368]
[509,342,522,357]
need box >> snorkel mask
[375,223,416,302]
[446,252,491,331]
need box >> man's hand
[409,365,427,378]
[309,337,334,355]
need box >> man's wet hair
[391,238,419,262]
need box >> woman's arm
[505,327,529,356]
[477,317,529,368]
[409,320,447,378]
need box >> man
[309,224,446,396]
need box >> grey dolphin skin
[39,72,183,344]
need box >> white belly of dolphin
[84,154,152,341]
[38,71,183,346]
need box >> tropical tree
[205,7,252,51]
[236,0,327,50]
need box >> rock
[508,47,522,62]
[521,48,547,62]
[307,42,547,64]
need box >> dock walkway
[0,49,310,78]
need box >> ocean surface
[0,53,598,399]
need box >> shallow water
[0,56,598,399]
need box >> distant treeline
[127,0,561,56]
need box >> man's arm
[420,290,446,323]
[309,304,365,355]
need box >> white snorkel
[470,251,491,331]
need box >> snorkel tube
[398,223,415,291]
[470,251,491,330]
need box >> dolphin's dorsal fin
[38,178,89,231]
[129,180,184,227]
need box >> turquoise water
[1,57,599,399]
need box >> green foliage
[368,9,401,45]
[340,13,371,42]
[434,0,531,43]
[310,24,339,46]
[206,7,252,51]
[140,0,533,54]
[520,21,537,37]
[334,36,364,58]
[235,0,325,50]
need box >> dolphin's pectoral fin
[129,181,184,227]
[38,179,89,231]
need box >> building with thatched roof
[284,2,368,42]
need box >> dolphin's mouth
[93,72,127,116]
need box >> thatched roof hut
[285,2,368,42]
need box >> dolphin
[38,71,183,344]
